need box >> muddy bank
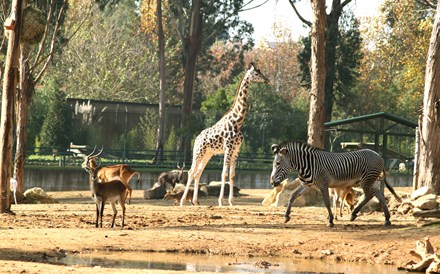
[1,188,439,273]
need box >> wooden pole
[0,0,22,212]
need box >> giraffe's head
[249,62,270,84]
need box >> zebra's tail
[382,170,402,203]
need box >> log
[413,209,440,218]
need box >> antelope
[164,189,194,206]
[158,163,186,190]
[82,147,141,204]
[331,187,356,219]
[85,166,127,228]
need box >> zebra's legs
[374,188,391,226]
[320,187,334,227]
[350,184,375,222]
[285,183,310,223]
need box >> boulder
[144,182,166,199]
[411,186,432,200]
[23,187,58,204]
[412,194,437,210]
[264,178,321,207]
[206,181,240,196]
[262,184,282,206]
[173,183,208,197]
[358,195,381,213]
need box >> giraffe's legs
[227,139,242,206]
[192,158,209,206]
[181,153,211,206]
[180,168,195,207]
[218,154,230,207]
[219,136,243,207]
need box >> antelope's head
[176,163,186,181]
[81,146,103,170]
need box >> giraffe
[180,63,270,207]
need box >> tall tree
[1,0,22,213]
[178,0,203,162]
[415,1,440,193]
[155,0,167,163]
[289,0,353,123]
[307,0,327,148]
[14,0,68,194]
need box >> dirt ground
[1,187,439,273]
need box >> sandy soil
[1,187,439,273]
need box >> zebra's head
[270,143,291,187]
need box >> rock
[412,194,437,210]
[271,178,321,207]
[262,184,282,206]
[359,195,381,212]
[411,186,432,200]
[206,181,240,196]
[397,202,413,215]
[23,187,58,204]
[173,183,208,197]
[144,182,166,199]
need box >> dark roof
[324,112,417,129]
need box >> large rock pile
[396,186,440,219]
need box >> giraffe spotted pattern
[180,63,269,207]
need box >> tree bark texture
[14,43,33,194]
[1,0,22,212]
[416,2,440,194]
[154,0,166,163]
[179,0,202,162]
[307,0,327,149]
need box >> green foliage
[139,108,158,150]
[56,0,159,103]
[27,88,51,147]
[164,126,178,151]
[38,78,72,149]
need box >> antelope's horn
[94,145,104,157]
[86,145,97,158]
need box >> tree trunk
[324,7,340,123]
[14,43,33,194]
[1,0,22,212]
[154,0,166,164]
[307,0,327,149]
[179,0,202,162]
[415,2,440,194]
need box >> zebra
[270,141,402,227]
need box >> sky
[239,0,384,42]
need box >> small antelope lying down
[86,167,127,228]
[164,189,194,206]
[331,187,356,220]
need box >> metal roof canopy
[324,112,417,169]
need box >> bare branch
[31,1,90,82]
[240,0,270,12]
[331,0,354,16]
[34,0,67,83]
[31,0,55,73]
[416,0,437,9]
[288,0,311,27]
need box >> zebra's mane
[279,140,322,152]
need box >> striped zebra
[270,141,402,227]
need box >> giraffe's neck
[224,70,253,128]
